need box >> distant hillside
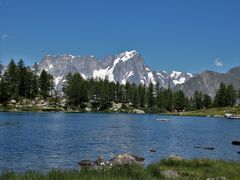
[174,66,240,97]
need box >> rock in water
[194,146,214,150]
[149,149,157,152]
[78,159,95,167]
[129,154,145,162]
[95,156,105,165]
[232,140,240,145]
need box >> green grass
[1,159,240,180]
[184,107,240,117]
[165,106,240,117]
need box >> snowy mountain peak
[119,50,138,62]
[36,50,194,92]
[59,54,76,59]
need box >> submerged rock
[232,140,240,145]
[149,149,157,152]
[194,146,215,150]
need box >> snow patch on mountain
[121,71,134,85]
[49,64,54,69]
[81,73,87,79]
[54,76,63,86]
[148,72,156,84]
[173,77,186,85]
[170,71,182,78]
[121,50,137,62]
[187,73,193,78]
[93,50,138,82]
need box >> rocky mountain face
[174,67,240,98]
[36,50,193,91]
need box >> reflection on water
[0,112,240,173]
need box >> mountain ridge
[174,66,240,97]
[35,50,239,97]
[36,50,193,92]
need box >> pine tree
[39,70,54,99]
[6,59,19,98]
[174,90,186,111]
[132,85,139,107]
[17,59,28,97]
[203,94,212,109]
[156,88,164,109]
[147,82,155,108]
[0,76,10,103]
[226,84,236,106]
[214,82,227,107]
[26,69,39,99]
[194,91,203,109]
[163,88,173,111]
[64,72,88,107]
[138,84,146,108]
[0,60,3,77]
[125,82,133,103]
[155,81,160,94]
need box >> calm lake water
[0,112,240,172]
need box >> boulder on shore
[10,99,17,104]
[85,107,92,112]
[167,155,183,161]
[110,154,144,166]
[132,109,145,114]
[78,154,145,170]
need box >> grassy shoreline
[1,159,240,180]
[164,107,240,118]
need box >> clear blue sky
[0,0,239,73]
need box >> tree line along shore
[0,59,239,115]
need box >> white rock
[10,99,17,104]
[133,109,145,114]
